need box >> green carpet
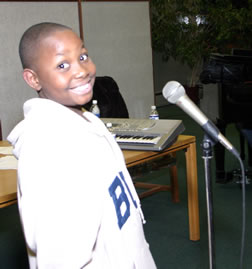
[0,205,29,268]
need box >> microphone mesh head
[162,81,185,104]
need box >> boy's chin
[82,92,93,105]
[72,92,93,106]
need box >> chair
[130,153,179,202]
[83,76,129,118]
[84,76,179,202]
[229,123,252,183]
[236,123,252,166]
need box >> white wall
[0,1,154,139]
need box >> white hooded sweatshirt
[7,98,157,269]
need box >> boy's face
[24,29,96,107]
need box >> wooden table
[124,135,200,241]
[0,135,200,241]
[0,141,17,208]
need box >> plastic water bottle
[149,105,159,120]
[90,100,100,117]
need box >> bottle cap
[92,100,98,105]
[106,122,112,128]
[151,105,156,109]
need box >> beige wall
[0,1,154,139]
[0,2,79,139]
[82,1,154,119]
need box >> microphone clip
[201,133,216,158]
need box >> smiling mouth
[70,82,92,95]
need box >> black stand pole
[201,133,216,269]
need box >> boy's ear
[22,69,41,92]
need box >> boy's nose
[75,71,85,79]
[74,64,89,79]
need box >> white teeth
[70,83,91,95]
[75,85,88,92]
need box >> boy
[7,22,156,269]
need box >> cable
[237,156,246,269]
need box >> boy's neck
[67,105,84,116]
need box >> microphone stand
[201,133,216,269]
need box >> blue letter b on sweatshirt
[109,175,130,229]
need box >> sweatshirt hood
[7,98,76,159]
[7,120,25,159]
[7,97,108,159]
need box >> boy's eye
[58,62,70,69]
[80,53,88,61]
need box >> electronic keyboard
[101,118,185,151]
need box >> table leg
[170,152,179,203]
[185,141,200,241]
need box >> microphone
[162,81,240,158]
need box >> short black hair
[19,22,72,69]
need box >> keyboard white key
[115,135,161,145]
